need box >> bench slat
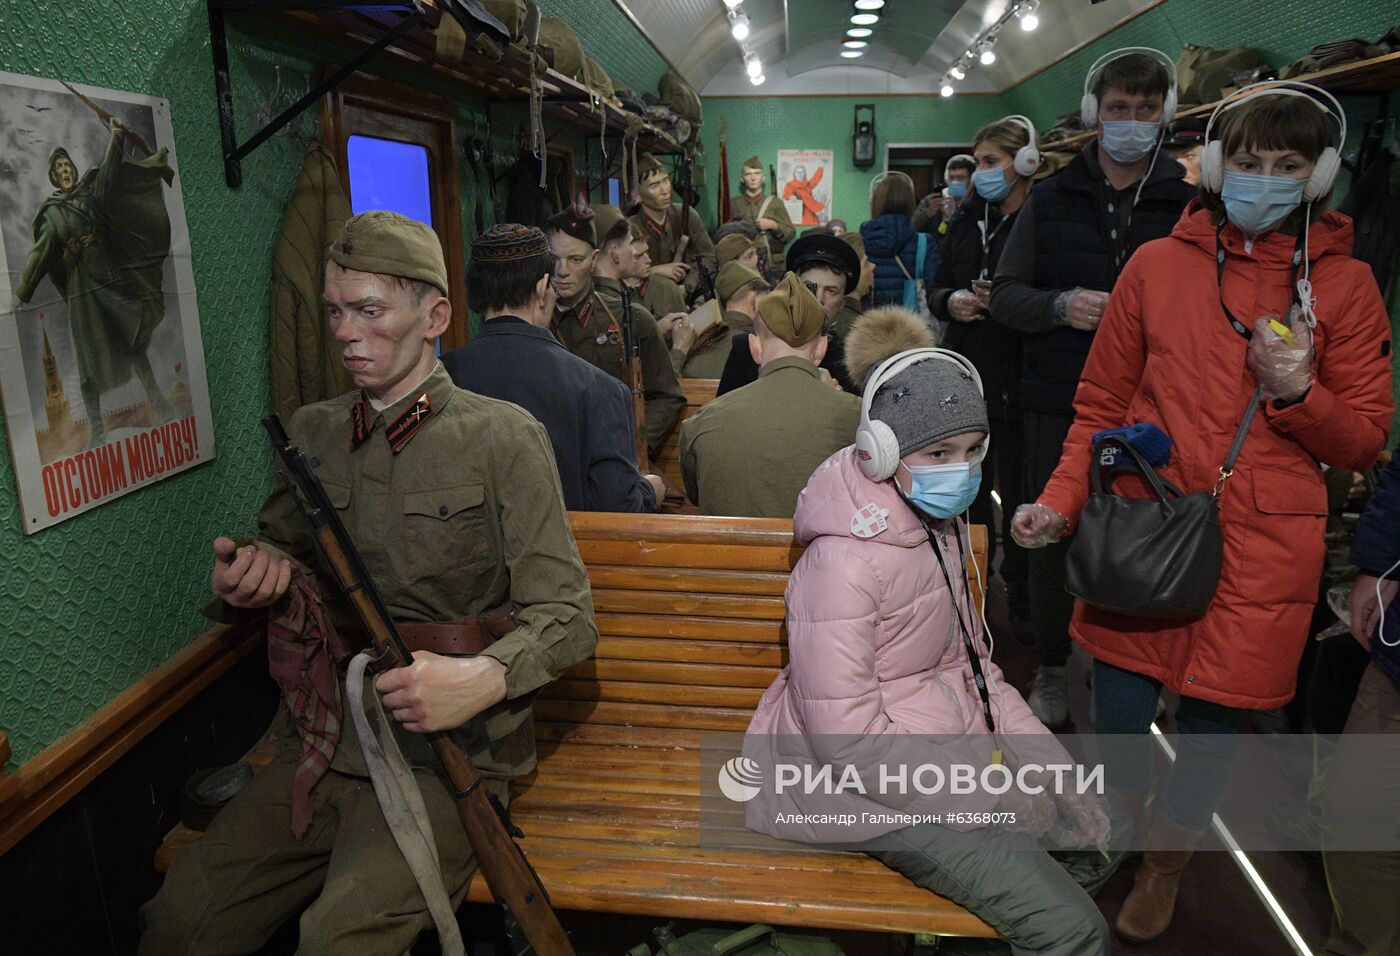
[587,566,790,596]
[595,614,784,643]
[532,700,753,732]
[578,541,799,573]
[540,678,765,709]
[564,659,780,688]
[534,723,704,749]
[569,511,793,546]
[594,636,787,667]
[592,589,785,621]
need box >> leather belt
[396,605,516,657]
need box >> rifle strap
[347,651,466,956]
[592,292,632,383]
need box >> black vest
[1022,149,1195,415]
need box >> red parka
[1039,201,1393,710]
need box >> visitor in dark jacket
[860,171,937,308]
[930,116,1062,633]
[989,50,1195,729]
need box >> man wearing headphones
[989,49,1195,727]
[914,154,976,236]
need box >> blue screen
[607,178,621,206]
[347,135,433,226]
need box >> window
[323,75,468,351]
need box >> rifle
[671,154,693,266]
[61,80,155,156]
[617,285,652,474]
[261,415,574,956]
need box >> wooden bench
[651,378,718,503]
[158,512,995,941]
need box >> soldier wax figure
[442,223,665,513]
[668,260,766,380]
[547,200,685,457]
[139,211,597,955]
[715,232,762,271]
[716,231,860,395]
[628,152,716,299]
[730,154,795,275]
[620,217,687,319]
[681,272,860,518]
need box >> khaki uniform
[142,363,597,954]
[832,295,862,340]
[631,205,717,298]
[636,274,686,320]
[558,277,686,455]
[681,356,860,518]
[731,190,795,274]
[670,311,753,380]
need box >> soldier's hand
[653,262,690,284]
[212,536,291,608]
[644,474,666,502]
[755,217,778,232]
[376,652,508,733]
[817,367,843,392]
[656,311,686,336]
[671,315,697,352]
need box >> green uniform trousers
[140,747,484,955]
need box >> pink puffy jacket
[743,448,1059,843]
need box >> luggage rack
[207,0,682,188]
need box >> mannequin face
[638,171,672,211]
[798,265,846,321]
[741,167,764,192]
[893,431,988,494]
[630,235,652,276]
[548,230,596,303]
[738,245,760,269]
[602,235,645,279]
[1176,144,1204,184]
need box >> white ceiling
[615,0,1163,96]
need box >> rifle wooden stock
[618,287,651,474]
[262,416,574,956]
[669,233,690,265]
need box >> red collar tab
[349,398,372,451]
[385,392,433,455]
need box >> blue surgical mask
[973,166,1013,203]
[901,460,982,520]
[1100,120,1161,164]
[946,179,968,200]
[1221,170,1306,236]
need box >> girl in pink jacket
[743,309,1110,955]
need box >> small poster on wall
[777,149,834,227]
[0,71,215,534]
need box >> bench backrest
[650,378,718,495]
[536,513,987,745]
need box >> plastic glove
[1248,308,1314,402]
[997,785,1058,838]
[1011,503,1069,549]
[1049,791,1112,850]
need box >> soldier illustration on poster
[0,71,215,534]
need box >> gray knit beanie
[869,356,988,456]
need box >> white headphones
[869,169,916,200]
[855,348,987,482]
[999,114,1042,177]
[944,153,976,182]
[1080,47,1179,128]
[1199,80,1346,201]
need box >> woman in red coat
[1013,85,1393,942]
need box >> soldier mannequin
[629,153,716,299]
[139,212,596,954]
[668,261,766,380]
[622,223,687,320]
[547,202,685,457]
[730,155,794,275]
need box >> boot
[1114,808,1206,943]
[1027,664,1069,728]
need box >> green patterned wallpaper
[0,0,665,768]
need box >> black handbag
[1065,388,1261,619]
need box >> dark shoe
[1114,810,1206,943]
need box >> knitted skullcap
[470,223,550,261]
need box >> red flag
[718,130,733,224]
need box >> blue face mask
[1221,170,1306,236]
[946,179,968,200]
[973,166,1013,203]
[1100,120,1161,164]
[901,460,982,520]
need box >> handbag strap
[1213,386,1263,498]
[1091,437,1185,502]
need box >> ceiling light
[853,0,886,8]
[850,13,879,26]
[843,40,868,49]
[846,26,873,38]
[722,0,743,7]
[745,52,763,77]
[1018,0,1040,30]
[750,72,766,86]
[978,39,996,65]
[840,49,865,58]
[729,10,750,40]
[941,82,955,97]
[949,64,965,80]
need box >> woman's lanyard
[1215,225,1306,340]
[920,517,996,734]
[977,205,1010,280]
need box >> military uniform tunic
[556,277,685,455]
[681,356,860,518]
[630,205,717,298]
[670,311,753,380]
[141,363,597,954]
[635,274,686,320]
[730,189,795,275]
